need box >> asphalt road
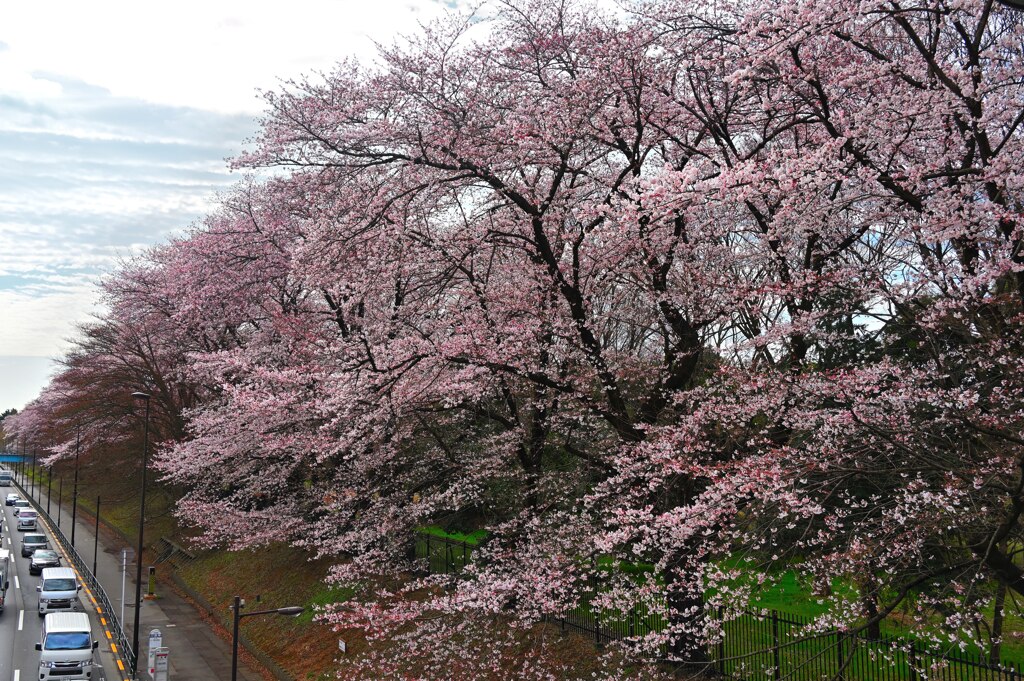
[0,489,118,681]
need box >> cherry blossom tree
[10,0,1024,675]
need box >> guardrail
[13,474,137,674]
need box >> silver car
[21,533,48,557]
[17,510,38,531]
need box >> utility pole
[71,425,81,548]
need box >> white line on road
[18,608,24,631]
[14,669,20,681]
[14,575,19,590]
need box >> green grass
[298,584,354,624]
[418,525,488,545]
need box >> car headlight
[39,598,48,604]
[40,661,56,668]
[83,658,93,667]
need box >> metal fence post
[836,633,845,681]
[772,610,782,681]
[718,606,726,675]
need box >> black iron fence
[413,532,474,574]
[709,609,1022,681]
[13,475,136,674]
[414,531,1022,681]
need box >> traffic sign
[154,647,169,681]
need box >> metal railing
[413,532,474,574]
[13,474,136,674]
[415,530,1023,681]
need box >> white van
[17,508,38,531]
[35,612,99,679]
[37,567,81,616]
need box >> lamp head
[276,606,305,617]
[131,391,150,402]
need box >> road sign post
[147,628,162,677]
[154,647,169,681]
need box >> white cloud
[0,0,459,114]
[0,0,470,407]
[0,286,102,357]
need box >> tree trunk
[991,579,1007,664]
[859,575,881,640]
[664,560,710,665]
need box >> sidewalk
[17,473,267,681]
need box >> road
[0,487,123,681]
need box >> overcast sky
[0,0,460,411]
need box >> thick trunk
[664,560,710,665]
[859,575,881,640]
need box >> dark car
[29,549,61,575]
[4,493,20,506]
[20,533,48,557]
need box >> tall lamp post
[130,391,151,678]
[230,597,304,681]
[71,425,81,548]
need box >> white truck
[0,548,9,612]
[35,612,99,680]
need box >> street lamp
[71,424,81,547]
[130,390,151,678]
[230,597,304,681]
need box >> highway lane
[0,491,115,681]
[0,511,19,681]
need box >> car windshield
[24,535,45,543]
[42,578,76,591]
[13,500,28,506]
[19,511,37,518]
[33,551,58,561]
[44,632,90,650]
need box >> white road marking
[14,669,20,681]
[14,575,19,590]
[18,608,24,630]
